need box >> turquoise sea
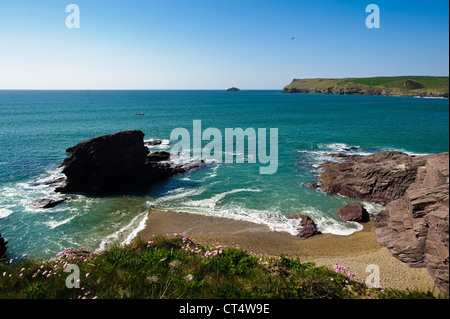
[0,90,448,259]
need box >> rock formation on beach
[288,214,321,239]
[317,151,449,294]
[56,130,189,194]
[338,203,370,223]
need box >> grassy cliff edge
[283,76,449,98]
[0,235,442,299]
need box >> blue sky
[0,0,448,89]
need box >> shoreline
[135,210,437,293]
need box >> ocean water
[0,90,448,259]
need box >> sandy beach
[135,210,437,293]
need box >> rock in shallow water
[31,198,68,208]
[289,214,321,239]
[337,203,370,223]
[55,130,191,194]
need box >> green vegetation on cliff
[0,235,441,299]
[283,76,449,97]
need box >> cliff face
[375,154,449,294]
[318,152,449,294]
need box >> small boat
[134,113,145,116]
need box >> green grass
[0,235,443,299]
[285,76,449,96]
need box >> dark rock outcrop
[289,214,321,239]
[227,87,240,92]
[318,151,449,294]
[318,151,431,206]
[31,197,68,209]
[404,79,425,90]
[305,182,319,189]
[0,234,7,261]
[338,203,370,223]
[144,139,162,146]
[146,151,171,163]
[56,130,188,194]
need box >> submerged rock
[305,182,319,189]
[144,139,162,146]
[31,198,68,209]
[56,130,190,194]
[146,151,171,163]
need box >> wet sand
[135,210,437,293]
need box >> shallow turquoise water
[0,90,448,259]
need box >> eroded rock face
[337,203,370,223]
[318,151,449,294]
[318,151,431,206]
[375,153,449,294]
[56,130,186,194]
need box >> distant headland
[283,76,449,98]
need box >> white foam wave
[383,147,430,156]
[145,138,171,150]
[123,211,149,246]
[0,208,13,219]
[362,201,385,215]
[173,205,300,235]
[151,186,209,204]
[96,211,149,252]
[43,216,76,229]
[183,188,261,209]
[301,206,363,235]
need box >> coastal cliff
[283,76,449,98]
[317,151,449,294]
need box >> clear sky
[0,0,448,89]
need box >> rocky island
[226,87,240,92]
[283,76,449,98]
[55,130,193,194]
[316,151,449,294]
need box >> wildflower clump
[0,235,441,299]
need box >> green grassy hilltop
[283,76,449,97]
